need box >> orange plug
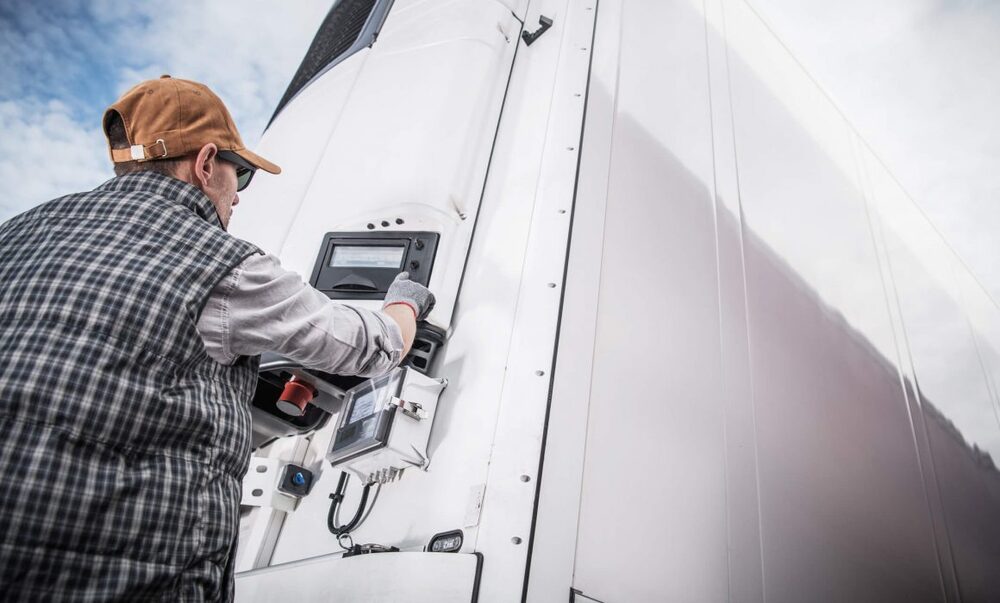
[275,377,318,417]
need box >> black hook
[522,15,554,46]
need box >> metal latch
[522,15,553,46]
[392,396,427,420]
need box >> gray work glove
[383,272,436,321]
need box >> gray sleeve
[196,253,405,377]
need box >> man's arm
[382,304,416,357]
[198,253,432,377]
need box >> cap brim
[234,148,281,175]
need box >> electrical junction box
[309,231,439,301]
[326,367,447,484]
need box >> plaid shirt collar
[96,172,223,228]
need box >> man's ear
[192,143,219,190]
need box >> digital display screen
[330,245,405,269]
[348,388,378,424]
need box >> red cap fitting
[275,378,317,417]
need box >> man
[0,75,434,600]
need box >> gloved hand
[383,272,436,321]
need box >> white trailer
[232,0,1000,601]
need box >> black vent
[402,326,445,374]
[270,0,386,123]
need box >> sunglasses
[217,150,256,191]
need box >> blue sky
[0,0,997,300]
[0,0,329,219]
[0,2,126,121]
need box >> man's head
[103,75,280,229]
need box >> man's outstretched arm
[197,253,434,377]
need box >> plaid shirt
[0,173,261,601]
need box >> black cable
[334,481,382,536]
[327,471,372,537]
[354,482,382,530]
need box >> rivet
[255,466,267,473]
[381,220,390,227]
[558,209,567,214]
[567,147,575,151]
[535,370,545,377]
[511,537,522,545]
[547,283,556,288]
[395,218,404,225]
[367,223,375,230]
[252,489,263,497]
[520,474,531,482]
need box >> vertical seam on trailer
[567,0,624,589]
[449,7,526,555]
[701,0,734,600]
[862,152,963,600]
[521,0,603,600]
[718,1,768,599]
[475,9,566,491]
[849,132,950,602]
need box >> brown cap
[103,75,280,174]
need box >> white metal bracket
[241,457,298,512]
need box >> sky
[0,0,330,218]
[0,0,996,301]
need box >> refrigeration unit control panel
[326,366,447,483]
[309,231,440,300]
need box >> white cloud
[0,99,111,218]
[102,0,331,144]
[0,0,330,222]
